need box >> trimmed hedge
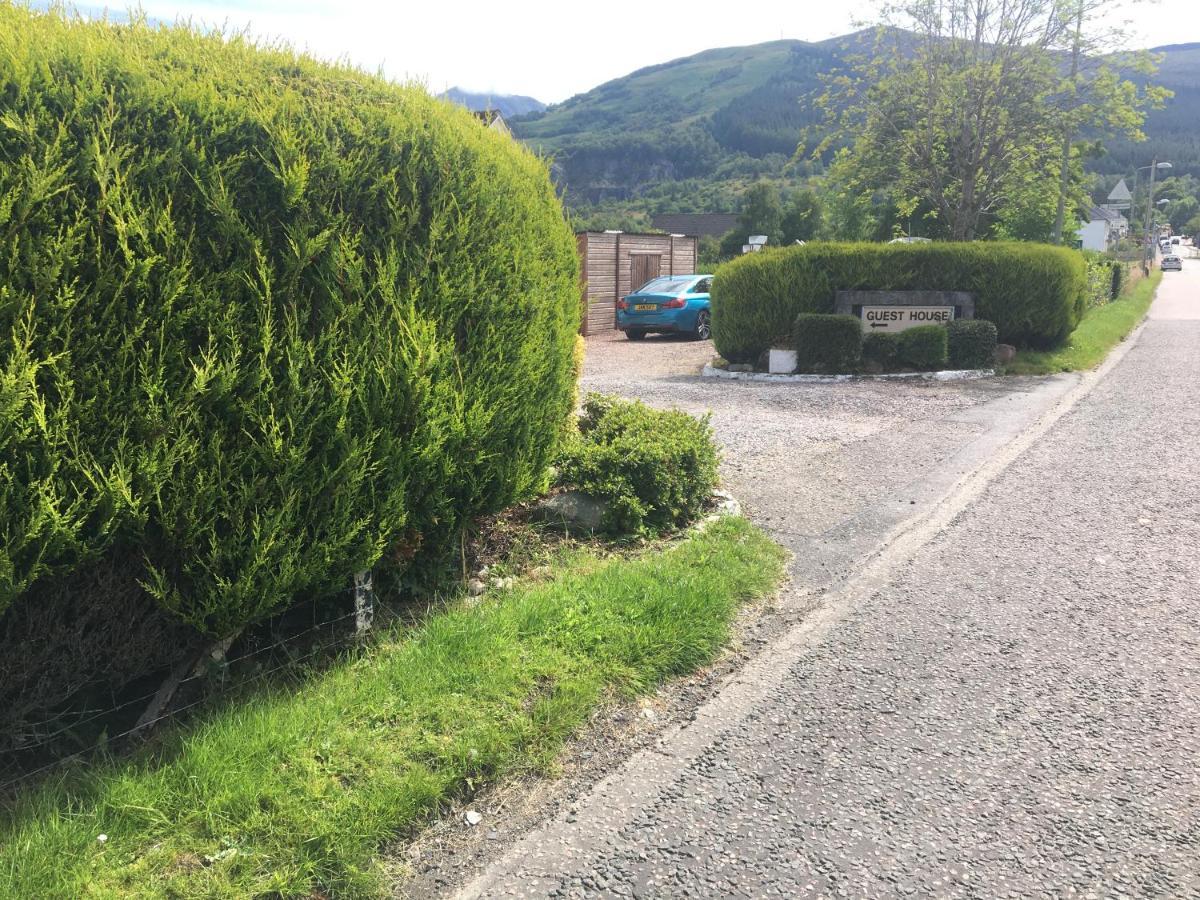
[899,326,949,369]
[862,332,901,368]
[0,7,579,634]
[555,395,720,535]
[711,242,1088,362]
[794,314,862,372]
[947,320,999,369]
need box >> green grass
[1006,271,1162,375]
[0,518,786,899]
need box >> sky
[56,0,1200,103]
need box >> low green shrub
[946,320,999,369]
[899,326,949,369]
[711,242,1087,362]
[556,395,720,535]
[794,314,862,373]
[862,332,901,368]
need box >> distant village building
[1076,205,1129,251]
[473,109,511,136]
[1104,178,1133,212]
[650,213,738,239]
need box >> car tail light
[616,297,629,311]
[663,296,686,309]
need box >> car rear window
[638,276,695,293]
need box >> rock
[477,565,490,577]
[994,343,1017,365]
[467,579,485,596]
[768,348,798,375]
[464,810,483,826]
[532,491,607,531]
[728,363,754,373]
[711,489,741,517]
[96,834,108,844]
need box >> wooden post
[354,570,374,636]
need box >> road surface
[458,262,1200,896]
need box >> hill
[511,33,1200,212]
[442,87,546,119]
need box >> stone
[464,810,483,826]
[727,363,754,372]
[994,343,1017,365]
[467,579,485,596]
[532,491,607,531]
[768,348,798,374]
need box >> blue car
[616,274,713,341]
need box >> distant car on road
[1162,255,1183,271]
[616,274,713,341]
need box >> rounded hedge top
[0,5,579,633]
[710,242,1087,363]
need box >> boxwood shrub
[794,314,863,372]
[899,326,949,369]
[862,332,901,368]
[711,242,1087,362]
[555,395,719,535]
[947,320,999,369]
[0,7,579,635]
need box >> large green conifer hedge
[0,5,579,634]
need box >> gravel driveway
[580,330,1062,588]
[457,263,1200,898]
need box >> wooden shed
[576,231,699,335]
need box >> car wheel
[626,329,647,341]
[694,310,712,341]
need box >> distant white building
[472,109,511,136]
[1076,205,1129,251]
[1104,178,1133,213]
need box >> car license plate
[634,304,656,311]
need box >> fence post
[353,570,374,637]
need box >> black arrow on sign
[870,322,888,329]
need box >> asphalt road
[459,263,1200,897]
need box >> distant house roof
[1089,205,1128,225]
[473,110,511,135]
[651,213,739,239]
[1107,179,1133,203]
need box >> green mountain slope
[513,34,1200,209]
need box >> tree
[818,1,1167,241]
[1049,1,1170,242]
[781,189,823,242]
[1167,196,1200,233]
[737,181,784,244]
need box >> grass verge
[1007,271,1162,375]
[0,517,786,899]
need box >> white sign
[861,306,955,333]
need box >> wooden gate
[629,253,661,293]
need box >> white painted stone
[768,348,798,374]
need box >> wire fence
[0,587,374,796]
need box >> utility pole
[1144,157,1158,274]
[1052,1,1085,244]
